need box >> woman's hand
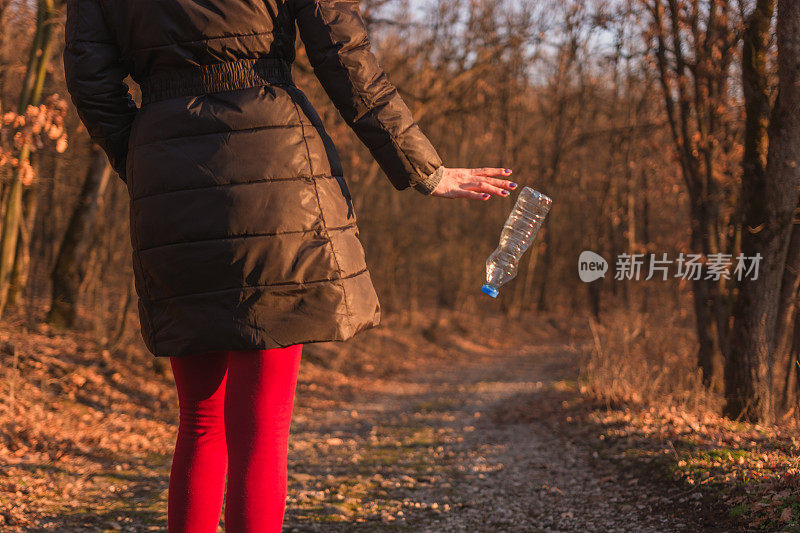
[429,167,517,200]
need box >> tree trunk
[775,211,800,358]
[7,183,40,307]
[47,148,111,329]
[688,198,725,389]
[535,227,552,312]
[108,276,136,356]
[781,298,800,409]
[0,0,57,318]
[725,0,800,422]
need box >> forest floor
[0,307,793,531]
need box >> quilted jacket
[63,0,444,357]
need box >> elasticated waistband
[139,57,294,105]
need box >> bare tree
[47,147,111,328]
[726,0,800,421]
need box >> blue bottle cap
[481,284,499,298]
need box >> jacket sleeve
[63,0,138,183]
[292,0,444,194]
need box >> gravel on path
[284,338,717,532]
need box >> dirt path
[284,337,708,532]
[7,320,733,532]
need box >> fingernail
[504,169,512,174]
[509,182,518,188]
[501,190,510,196]
[483,193,490,199]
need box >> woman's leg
[223,344,303,532]
[168,351,230,533]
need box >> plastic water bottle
[481,187,553,298]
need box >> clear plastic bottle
[481,187,553,298]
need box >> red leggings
[167,345,302,532]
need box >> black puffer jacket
[63,0,444,358]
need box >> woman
[63,0,516,530]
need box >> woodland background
[1,0,795,419]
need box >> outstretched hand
[429,167,517,200]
